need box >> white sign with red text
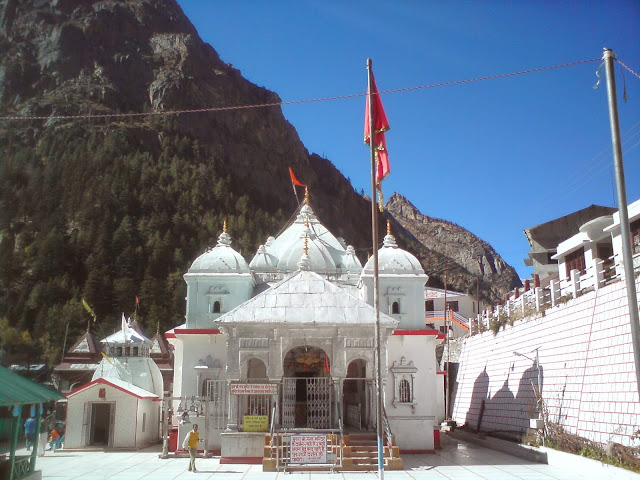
[290,435,327,464]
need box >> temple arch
[281,345,332,428]
[343,359,368,430]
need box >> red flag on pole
[364,71,390,185]
[364,69,390,211]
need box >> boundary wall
[451,275,640,446]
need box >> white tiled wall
[452,276,640,446]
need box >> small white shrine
[167,192,442,462]
[65,316,163,449]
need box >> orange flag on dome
[289,167,306,187]
[289,167,306,204]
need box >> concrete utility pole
[602,48,640,395]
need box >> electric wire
[616,57,640,81]
[0,57,602,122]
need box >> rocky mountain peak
[386,193,521,298]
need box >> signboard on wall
[230,383,278,395]
[290,435,327,464]
[243,414,268,432]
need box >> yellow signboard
[243,415,268,432]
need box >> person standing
[24,416,36,451]
[182,424,200,472]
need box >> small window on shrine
[399,379,411,403]
[392,301,400,314]
[132,347,138,356]
[212,301,221,313]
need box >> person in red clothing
[47,427,60,451]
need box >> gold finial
[223,218,227,233]
[305,214,309,228]
[304,186,310,205]
[304,233,309,255]
[387,220,391,236]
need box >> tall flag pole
[366,58,386,479]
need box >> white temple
[167,192,443,462]
[65,316,163,449]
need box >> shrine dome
[363,228,425,276]
[253,203,349,275]
[189,231,250,274]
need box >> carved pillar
[225,381,239,432]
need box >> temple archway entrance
[343,359,368,430]
[282,346,331,429]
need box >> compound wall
[451,276,640,446]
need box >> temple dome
[363,231,425,275]
[189,231,250,274]
[267,204,347,274]
[277,225,337,273]
[249,244,278,272]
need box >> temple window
[390,357,417,411]
[392,301,400,314]
[212,301,221,313]
[399,379,411,403]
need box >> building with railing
[452,198,640,447]
[424,287,474,338]
[480,197,640,328]
[523,204,617,284]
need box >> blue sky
[176,1,640,279]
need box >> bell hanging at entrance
[181,411,191,424]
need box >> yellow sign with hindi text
[243,415,268,432]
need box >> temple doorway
[89,402,113,446]
[282,346,332,428]
[343,359,368,430]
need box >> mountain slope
[0,0,519,365]
[386,193,521,300]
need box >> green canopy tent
[0,365,64,480]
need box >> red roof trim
[393,329,440,336]
[66,378,161,401]
[437,371,447,375]
[165,328,221,339]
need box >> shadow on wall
[465,366,489,431]
[463,361,544,439]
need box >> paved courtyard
[28,435,637,480]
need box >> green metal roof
[0,365,64,406]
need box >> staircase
[341,433,403,471]
[262,432,403,472]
